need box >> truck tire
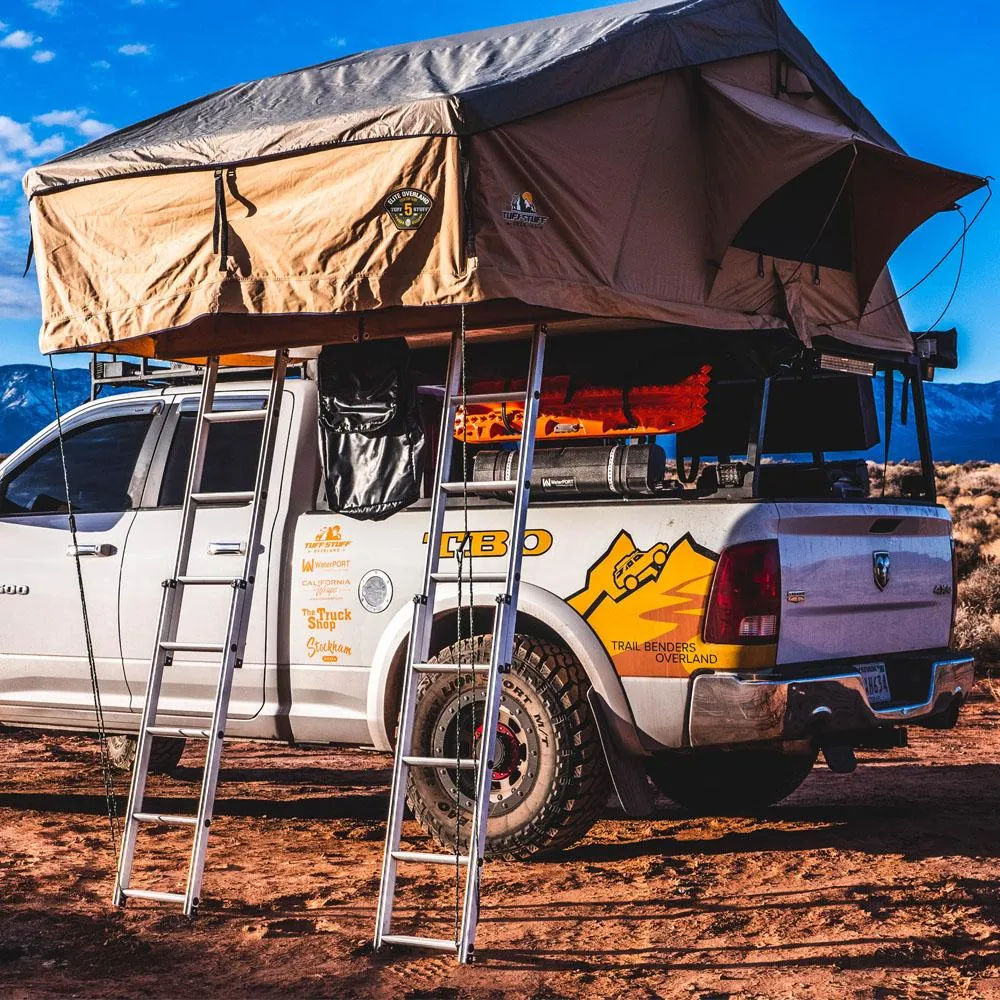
[646,747,817,814]
[106,735,185,776]
[407,633,610,860]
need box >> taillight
[704,540,781,644]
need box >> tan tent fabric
[23,2,986,362]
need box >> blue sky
[0,0,996,380]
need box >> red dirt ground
[2,691,1000,999]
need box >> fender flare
[365,581,644,757]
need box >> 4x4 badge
[384,188,433,231]
[873,550,890,591]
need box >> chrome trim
[688,655,975,748]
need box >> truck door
[0,398,164,725]
[118,391,291,721]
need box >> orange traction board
[455,366,711,442]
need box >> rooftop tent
[23,0,985,361]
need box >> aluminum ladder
[113,349,289,916]
[374,324,546,963]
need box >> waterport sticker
[503,190,548,228]
[384,188,433,231]
[567,531,776,677]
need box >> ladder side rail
[112,580,175,905]
[171,358,220,581]
[183,353,288,915]
[237,350,288,585]
[375,331,463,947]
[458,324,546,963]
[181,582,254,914]
[114,357,220,907]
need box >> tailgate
[776,503,953,664]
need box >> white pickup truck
[0,339,974,857]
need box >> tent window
[732,148,855,271]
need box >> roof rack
[89,354,307,399]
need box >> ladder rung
[190,491,255,504]
[160,641,225,654]
[203,409,267,424]
[391,850,470,866]
[120,889,186,905]
[176,576,241,587]
[403,756,477,770]
[429,571,507,584]
[133,812,199,827]
[380,934,458,954]
[412,663,491,674]
[440,480,518,494]
[146,726,212,739]
[452,390,526,406]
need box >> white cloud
[0,207,41,318]
[91,59,110,70]
[32,49,55,63]
[1,30,41,49]
[117,43,150,56]
[34,109,114,139]
[31,0,62,14]
[330,36,348,48]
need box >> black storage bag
[317,338,425,520]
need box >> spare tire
[407,633,609,860]
[646,747,817,814]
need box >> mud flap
[587,689,654,817]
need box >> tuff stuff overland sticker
[384,188,433,231]
[503,191,548,228]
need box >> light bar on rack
[818,354,876,377]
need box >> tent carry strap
[374,323,547,963]
[113,349,288,915]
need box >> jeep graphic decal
[567,531,776,677]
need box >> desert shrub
[960,562,1000,617]
[954,539,983,581]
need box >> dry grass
[931,463,1000,673]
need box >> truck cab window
[0,415,153,515]
[158,411,264,506]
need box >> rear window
[158,411,263,506]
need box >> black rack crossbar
[90,355,306,398]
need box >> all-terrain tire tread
[407,633,610,860]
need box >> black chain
[47,357,120,855]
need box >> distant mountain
[0,365,90,454]
[0,363,995,462]
[869,378,1000,464]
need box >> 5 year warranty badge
[384,188,434,231]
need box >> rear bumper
[687,652,975,748]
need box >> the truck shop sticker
[567,531,776,678]
[384,188,433,231]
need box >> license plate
[858,661,891,706]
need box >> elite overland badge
[384,188,434,231]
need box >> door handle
[66,543,116,558]
[208,541,245,556]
